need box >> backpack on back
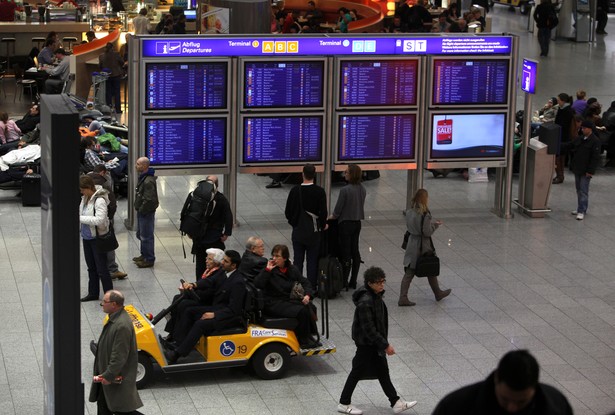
[179,180,216,240]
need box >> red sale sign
[436,119,453,145]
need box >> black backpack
[179,180,216,240]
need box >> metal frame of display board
[125,33,519,229]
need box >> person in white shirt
[132,8,150,35]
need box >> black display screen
[430,113,506,159]
[432,59,508,105]
[338,114,416,161]
[243,116,322,164]
[145,62,228,110]
[244,61,324,108]
[146,118,227,166]
[339,59,418,107]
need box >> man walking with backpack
[188,175,233,281]
[133,157,159,268]
[285,164,328,292]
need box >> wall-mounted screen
[338,59,418,108]
[431,58,509,106]
[243,60,325,109]
[242,115,323,165]
[429,113,507,160]
[146,117,227,166]
[145,61,228,110]
[337,113,416,163]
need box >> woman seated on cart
[255,244,320,349]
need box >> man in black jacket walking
[569,120,602,220]
[338,267,418,415]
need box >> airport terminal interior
[1,6,615,415]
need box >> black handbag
[96,223,119,253]
[414,214,440,278]
[401,231,410,250]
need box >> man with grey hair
[238,236,267,280]
[89,290,143,414]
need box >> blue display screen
[339,60,418,107]
[146,118,227,166]
[432,59,509,105]
[430,113,506,159]
[244,61,324,108]
[145,62,228,110]
[338,114,416,161]
[243,116,322,164]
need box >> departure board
[338,114,416,161]
[243,116,322,164]
[145,62,228,110]
[339,59,418,107]
[146,118,227,165]
[432,59,508,105]
[243,61,324,108]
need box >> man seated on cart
[164,250,246,364]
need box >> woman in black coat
[255,244,319,348]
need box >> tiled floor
[2,9,615,415]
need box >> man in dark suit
[89,290,143,415]
[238,236,267,281]
[165,250,245,364]
[569,120,602,220]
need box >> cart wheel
[136,352,153,389]
[251,343,290,380]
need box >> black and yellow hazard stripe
[301,347,336,356]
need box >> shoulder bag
[414,214,440,278]
[93,198,119,253]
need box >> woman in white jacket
[79,175,113,302]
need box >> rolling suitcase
[21,173,41,207]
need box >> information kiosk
[126,34,518,226]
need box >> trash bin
[522,138,554,218]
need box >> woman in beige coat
[399,189,451,306]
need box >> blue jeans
[105,75,122,113]
[83,238,113,297]
[137,212,155,262]
[574,173,591,214]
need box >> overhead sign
[521,58,538,94]
[142,35,513,58]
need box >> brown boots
[428,276,452,301]
[398,274,416,306]
[398,274,451,306]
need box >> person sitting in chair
[43,48,70,94]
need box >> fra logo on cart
[220,341,236,357]
[156,41,182,55]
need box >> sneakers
[337,404,363,415]
[571,211,578,215]
[576,213,584,220]
[393,399,418,414]
[265,180,282,189]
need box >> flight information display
[145,62,228,110]
[146,118,227,165]
[338,114,416,161]
[432,59,509,105]
[339,59,418,107]
[429,113,506,159]
[244,61,324,108]
[243,116,322,164]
